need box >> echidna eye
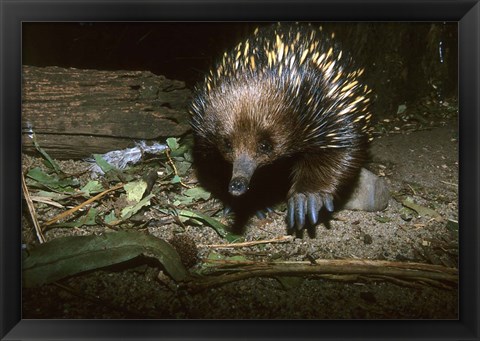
[223,139,233,152]
[258,140,273,155]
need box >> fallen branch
[184,258,458,293]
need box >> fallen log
[22,65,191,159]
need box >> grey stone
[343,168,390,211]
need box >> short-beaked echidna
[190,23,372,232]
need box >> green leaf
[184,187,211,201]
[402,197,443,221]
[104,210,118,225]
[34,190,70,201]
[124,180,147,203]
[121,193,154,220]
[446,219,458,233]
[80,181,104,197]
[173,195,193,206]
[166,137,179,151]
[32,138,62,174]
[26,167,78,192]
[201,252,248,268]
[174,160,192,176]
[206,251,224,261]
[53,208,98,228]
[93,154,114,173]
[177,209,242,242]
[183,151,193,162]
[157,207,241,242]
[23,230,189,287]
[170,175,182,184]
[166,137,190,157]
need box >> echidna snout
[228,153,257,196]
[228,177,249,196]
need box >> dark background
[22,22,458,121]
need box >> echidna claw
[287,192,334,230]
[255,210,266,219]
[287,197,295,229]
[295,193,306,230]
[307,193,320,225]
[255,207,274,219]
[324,193,334,212]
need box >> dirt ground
[21,108,458,319]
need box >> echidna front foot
[287,192,334,231]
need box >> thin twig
[407,183,417,195]
[44,182,125,227]
[30,196,64,208]
[165,148,191,189]
[199,235,294,248]
[440,180,458,188]
[22,171,45,243]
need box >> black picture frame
[1,0,478,340]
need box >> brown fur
[289,148,367,196]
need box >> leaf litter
[21,123,460,318]
[22,137,233,289]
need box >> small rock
[343,168,390,211]
[363,234,373,245]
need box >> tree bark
[22,66,191,159]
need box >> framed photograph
[1,1,478,340]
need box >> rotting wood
[22,65,191,159]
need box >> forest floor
[22,101,459,320]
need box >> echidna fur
[189,23,373,234]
